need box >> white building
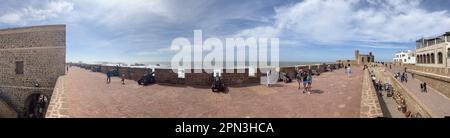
[393,50,416,64]
[415,32,450,68]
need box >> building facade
[393,50,416,64]
[415,32,450,68]
[0,25,66,118]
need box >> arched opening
[431,53,435,64]
[438,52,443,64]
[416,55,419,63]
[22,93,49,118]
[419,55,423,63]
[427,54,430,64]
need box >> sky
[1,0,450,64]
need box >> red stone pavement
[62,66,363,118]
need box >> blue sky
[1,0,450,64]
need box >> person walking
[420,83,424,92]
[302,70,309,94]
[423,82,427,93]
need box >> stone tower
[355,50,360,65]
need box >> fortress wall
[154,69,180,84]
[77,63,339,87]
[0,25,66,117]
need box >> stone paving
[359,69,383,118]
[46,76,70,118]
[47,66,364,118]
[387,65,450,117]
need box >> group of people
[420,83,428,93]
[296,68,313,94]
[26,94,48,118]
[344,64,352,78]
[395,72,408,83]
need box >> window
[16,61,24,74]
[438,52,443,64]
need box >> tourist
[302,69,309,94]
[106,71,112,84]
[404,67,407,73]
[347,64,352,78]
[420,83,424,92]
[400,73,404,82]
[344,65,347,74]
[306,70,313,94]
[423,83,427,92]
[296,69,303,90]
[121,74,125,85]
[403,72,408,83]
[377,80,383,91]
[267,69,272,87]
[389,64,392,69]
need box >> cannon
[138,72,156,86]
[91,65,101,72]
[311,69,320,76]
[211,75,225,92]
[280,72,292,83]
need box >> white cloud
[73,0,172,27]
[0,0,74,24]
[235,0,450,46]
[0,13,21,24]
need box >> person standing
[306,70,313,95]
[267,69,272,87]
[347,64,352,78]
[404,72,408,83]
[423,83,427,92]
[297,69,303,90]
[121,74,125,85]
[344,65,347,74]
[106,71,112,84]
